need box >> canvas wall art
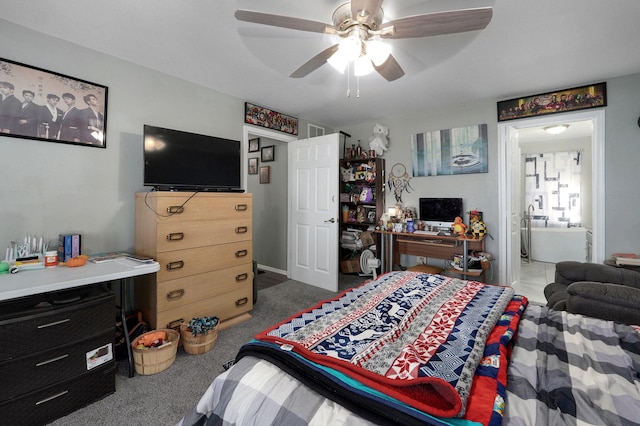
[411,124,488,177]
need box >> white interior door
[288,133,339,291]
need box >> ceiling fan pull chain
[357,76,360,98]
[347,63,351,97]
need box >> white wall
[0,20,245,255]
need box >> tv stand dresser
[134,191,253,331]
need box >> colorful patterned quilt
[178,271,529,426]
[246,271,515,419]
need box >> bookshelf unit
[339,158,385,271]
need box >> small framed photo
[248,137,260,153]
[259,166,270,184]
[261,145,275,162]
[248,157,258,174]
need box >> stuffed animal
[451,216,468,235]
[359,186,373,203]
[368,123,389,156]
[340,166,355,182]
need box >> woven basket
[131,328,179,375]
[179,323,218,355]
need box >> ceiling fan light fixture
[354,55,374,76]
[366,38,391,66]
[338,35,362,62]
[327,50,348,73]
[544,124,570,135]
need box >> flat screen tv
[143,125,242,191]
[419,197,463,229]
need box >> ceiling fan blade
[290,44,340,78]
[373,54,405,82]
[235,10,336,34]
[381,7,493,39]
[351,0,384,25]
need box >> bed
[178,271,640,426]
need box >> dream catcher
[388,163,413,203]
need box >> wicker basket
[179,323,218,355]
[131,328,179,375]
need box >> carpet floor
[47,273,367,426]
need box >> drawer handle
[236,273,249,282]
[167,289,185,300]
[235,250,248,258]
[166,232,184,241]
[37,318,70,329]
[235,226,248,234]
[166,260,185,270]
[36,354,69,367]
[167,205,185,214]
[235,204,248,211]
[236,297,249,306]
[36,390,68,405]
[167,319,184,329]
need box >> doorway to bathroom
[498,109,605,301]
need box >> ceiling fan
[235,1,493,82]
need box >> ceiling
[2,0,640,129]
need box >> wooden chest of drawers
[134,192,253,330]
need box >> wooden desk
[377,231,486,280]
[0,259,160,377]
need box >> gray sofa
[544,261,640,325]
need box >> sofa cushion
[566,282,640,325]
[555,261,640,289]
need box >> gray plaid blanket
[504,304,640,426]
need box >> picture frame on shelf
[259,165,270,184]
[0,56,108,148]
[261,145,274,162]
[248,157,258,174]
[248,137,260,152]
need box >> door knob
[324,218,336,223]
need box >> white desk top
[0,260,159,301]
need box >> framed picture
[497,82,606,122]
[244,102,298,135]
[0,57,108,148]
[261,145,275,162]
[248,157,258,174]
[259,166,270,184]
[248,137,260,152]
[412,124,489,177]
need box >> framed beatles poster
[0,57,108,148]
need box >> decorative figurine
[451,216,468,235]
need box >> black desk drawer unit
[0,284,115,425]
[0,363,115,426]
